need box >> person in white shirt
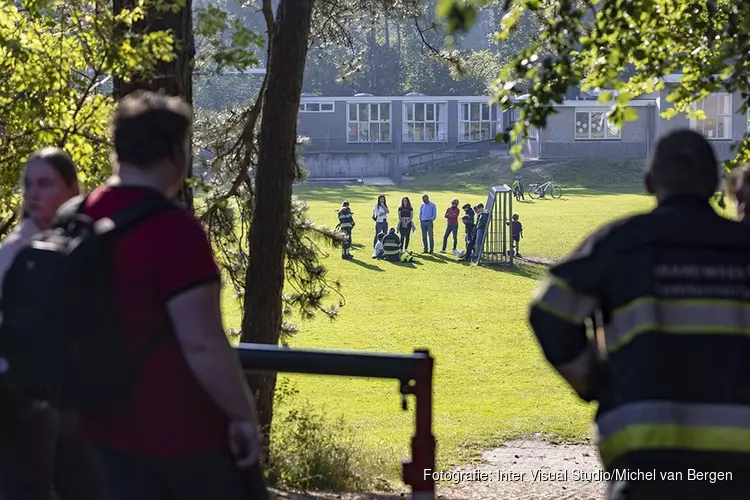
[372,194,389,246]
[372,232,385,259]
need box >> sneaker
[439,250,446,253]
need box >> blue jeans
[420,220,434,252]
[442,224,458,251]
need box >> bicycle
[527,179,562,199]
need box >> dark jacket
[528,196,750,483]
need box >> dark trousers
[442,224,458,251]
[374,221,388,246]
[0,401,105,500]
[399,227,410,250]
[94,446,269,500]
[464,234,475,259]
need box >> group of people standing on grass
[0,91,267,500]
[336,193,523,262]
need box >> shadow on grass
[392,259,424,268]
[349,259,385,272]
[417,253,449,264]
[478,261,549,280]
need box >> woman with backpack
[0,147,105,500]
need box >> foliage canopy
[440,0,750,172]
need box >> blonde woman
[0,147,104,500]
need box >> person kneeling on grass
[382,228,402,262]
[372,232,386,259]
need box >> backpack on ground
[0,193,178,409]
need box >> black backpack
[0,193,178,409]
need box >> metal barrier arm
[235,343,436,499]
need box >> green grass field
[218,158,730,478]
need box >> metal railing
[406,139,495,172]
[236,343,436,499]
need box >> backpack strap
[54,189,179,237]
[53,194,89,229]
[93,195,179,237]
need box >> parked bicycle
[527,179,563,199]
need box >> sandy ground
[272,439,607,500]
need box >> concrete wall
[301,152,399,177]
[538,105,653,159]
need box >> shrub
[267,380,394,492]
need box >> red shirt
[445,206,460,225]
[78,185,229,457]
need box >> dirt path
[273,439,606,500]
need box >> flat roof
[299,95,657,107]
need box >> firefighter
[336,201,355,260]
[528,129,750,499]
[382,228,401,262]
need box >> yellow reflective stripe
[606,297,750,353]
[339,223,352,228]
[596,401,750,440]
[598,424,750,468]
[383,241,400,255]
[531,275,597,324]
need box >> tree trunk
[385,18,390,47]
[396,22,402,57]
[241,0,314,461]
[112,0,195,212]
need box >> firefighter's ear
[644,172,656,195]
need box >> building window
[691,93,732,140]
[403,102,447,142]
[299,102,334,112]
[459,102,497,141]
[347,103,391,142]
[574,110,621,140]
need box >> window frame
[458,101,499,142]
[402,102,448,143]
[573,109,622,140]
[346,102,392,143]
[299,101,335,113]
[689,92,733,141]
